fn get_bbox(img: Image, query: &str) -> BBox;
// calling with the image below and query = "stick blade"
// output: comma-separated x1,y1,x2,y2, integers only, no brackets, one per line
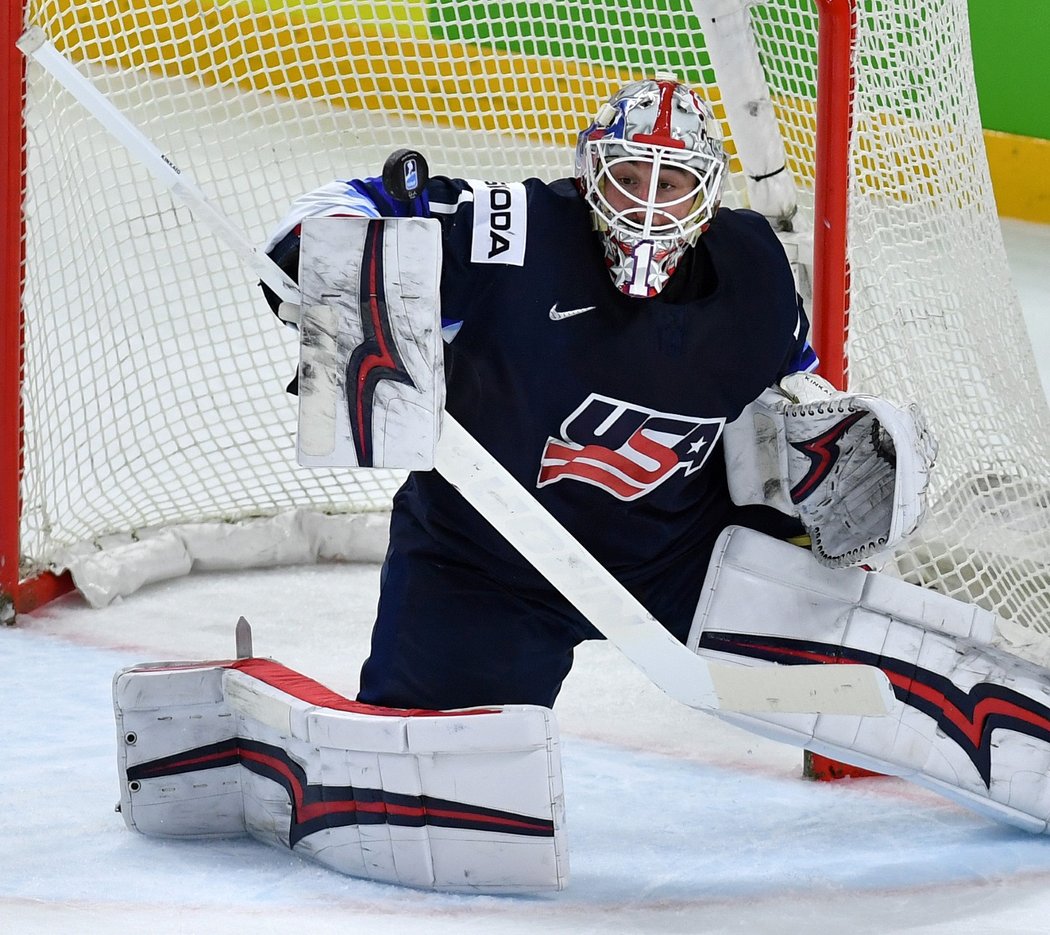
709,661,894,715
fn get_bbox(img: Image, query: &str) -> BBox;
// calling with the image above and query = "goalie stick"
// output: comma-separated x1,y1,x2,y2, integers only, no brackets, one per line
17,27,894,716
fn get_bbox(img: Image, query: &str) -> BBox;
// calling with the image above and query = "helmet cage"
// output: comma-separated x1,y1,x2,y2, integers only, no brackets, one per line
582,137,727,248
574,78,728,296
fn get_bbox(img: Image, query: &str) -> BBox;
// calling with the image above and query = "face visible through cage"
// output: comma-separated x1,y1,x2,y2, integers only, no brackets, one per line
588,141,726,296
575,78,728,296
601,151,707,235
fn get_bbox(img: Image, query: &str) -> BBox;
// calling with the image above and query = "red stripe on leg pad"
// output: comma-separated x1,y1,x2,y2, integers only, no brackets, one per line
228,657,499,718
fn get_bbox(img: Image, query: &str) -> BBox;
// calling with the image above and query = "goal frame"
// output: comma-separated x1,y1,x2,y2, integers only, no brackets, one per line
0,0,853,618
2,3,78,619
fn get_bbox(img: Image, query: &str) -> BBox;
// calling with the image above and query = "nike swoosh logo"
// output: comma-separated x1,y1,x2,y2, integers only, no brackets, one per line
549,303,596,320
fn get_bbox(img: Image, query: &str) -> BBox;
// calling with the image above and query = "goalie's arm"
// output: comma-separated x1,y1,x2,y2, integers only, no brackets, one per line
260,180,393,328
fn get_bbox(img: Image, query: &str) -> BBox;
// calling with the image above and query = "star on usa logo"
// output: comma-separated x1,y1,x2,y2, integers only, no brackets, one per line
537,393,724,500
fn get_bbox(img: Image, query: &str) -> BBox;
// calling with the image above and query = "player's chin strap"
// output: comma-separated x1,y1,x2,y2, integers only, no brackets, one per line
723,372,937,567
691,525,1050,834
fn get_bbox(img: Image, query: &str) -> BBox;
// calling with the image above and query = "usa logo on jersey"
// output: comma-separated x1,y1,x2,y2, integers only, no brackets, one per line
537,394,724,500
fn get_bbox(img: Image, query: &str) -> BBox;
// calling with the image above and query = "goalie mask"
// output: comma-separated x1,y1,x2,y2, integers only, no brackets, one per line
575,77,728,297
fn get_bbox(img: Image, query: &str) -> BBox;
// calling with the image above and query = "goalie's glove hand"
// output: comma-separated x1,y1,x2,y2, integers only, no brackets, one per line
776,373,937,567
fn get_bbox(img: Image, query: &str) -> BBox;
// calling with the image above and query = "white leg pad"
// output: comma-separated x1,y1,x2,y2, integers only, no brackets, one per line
688,525,1050,834
114,658,567,892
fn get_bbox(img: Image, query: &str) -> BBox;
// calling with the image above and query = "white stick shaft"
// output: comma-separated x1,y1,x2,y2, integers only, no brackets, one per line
19,28,892,715
17,26,301,305
436,415,719,704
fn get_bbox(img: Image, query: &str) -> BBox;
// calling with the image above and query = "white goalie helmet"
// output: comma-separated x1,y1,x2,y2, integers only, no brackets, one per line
575,76,728,297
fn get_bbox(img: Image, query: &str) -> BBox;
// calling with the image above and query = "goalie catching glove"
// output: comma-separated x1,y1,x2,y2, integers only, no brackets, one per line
723,372,937,567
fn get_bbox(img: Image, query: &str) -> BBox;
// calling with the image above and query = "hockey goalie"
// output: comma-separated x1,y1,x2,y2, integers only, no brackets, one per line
115,77,1050,893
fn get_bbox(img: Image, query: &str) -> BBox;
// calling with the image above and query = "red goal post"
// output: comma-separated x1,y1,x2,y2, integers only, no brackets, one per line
4,0,1050,651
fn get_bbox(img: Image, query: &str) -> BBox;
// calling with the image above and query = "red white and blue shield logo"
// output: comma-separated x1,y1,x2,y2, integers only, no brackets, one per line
538,393,724,500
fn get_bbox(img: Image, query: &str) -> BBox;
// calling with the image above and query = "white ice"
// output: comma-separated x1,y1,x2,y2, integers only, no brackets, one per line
3,218,1050,935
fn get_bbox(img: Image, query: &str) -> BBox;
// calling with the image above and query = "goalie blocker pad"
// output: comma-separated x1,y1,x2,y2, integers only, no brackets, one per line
113,657,567,892
296,216,444,469
689,525,1050,834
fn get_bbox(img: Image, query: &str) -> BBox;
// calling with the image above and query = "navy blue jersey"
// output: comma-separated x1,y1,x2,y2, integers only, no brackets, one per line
266,174,816,707
412,179,809,579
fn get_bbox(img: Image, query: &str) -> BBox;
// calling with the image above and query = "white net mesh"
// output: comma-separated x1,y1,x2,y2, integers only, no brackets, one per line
14,0,1050,633
836,1,1050,639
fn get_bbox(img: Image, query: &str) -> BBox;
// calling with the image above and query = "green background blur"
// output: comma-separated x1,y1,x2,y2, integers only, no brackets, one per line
969,0,1049,140
426,0,1049,142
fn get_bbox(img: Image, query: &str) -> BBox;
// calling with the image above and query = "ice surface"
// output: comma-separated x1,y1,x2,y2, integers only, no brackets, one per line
3,222,1049,934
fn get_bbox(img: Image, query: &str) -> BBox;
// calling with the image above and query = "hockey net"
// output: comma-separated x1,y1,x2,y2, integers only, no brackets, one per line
4,0,1050,640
